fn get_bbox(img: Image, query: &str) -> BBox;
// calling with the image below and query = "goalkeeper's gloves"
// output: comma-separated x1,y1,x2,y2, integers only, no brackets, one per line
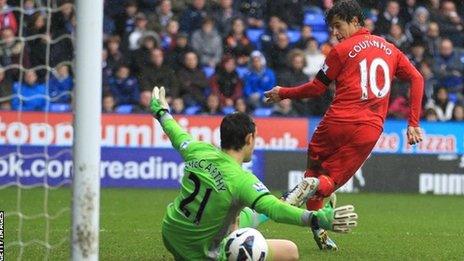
312,203,358,233
150,86,170,120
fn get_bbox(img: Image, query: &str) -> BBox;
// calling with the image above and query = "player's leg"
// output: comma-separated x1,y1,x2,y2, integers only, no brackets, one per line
266,239,299,261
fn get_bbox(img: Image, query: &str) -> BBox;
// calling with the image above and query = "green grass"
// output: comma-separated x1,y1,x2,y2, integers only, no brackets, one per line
1,188,464,260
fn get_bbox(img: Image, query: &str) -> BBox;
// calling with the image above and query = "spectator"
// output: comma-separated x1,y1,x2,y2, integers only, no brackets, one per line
179,0,210,34
260,16,286,55
138,48,179,98
150,0,177,33
223,17,254,60
432,39,464,95
374,0,404,37
278,49,310,115
434,0,464,47
0,0,18,34
0,27,28,79
399,0,417,24
234,97,249,114
210,55,243,106
243,50,276,109
266,31,291,73
128,12,160,51
452,104,464,121
161,20,179,51
364,17,375,33
385,24,410,53
176,51,209,106
408,41,430,69
114,0,138,40
265,0,304,29
102,49,112,92
425,87,455,121
103,12,116,40
388,92,410,119
191,17,223,67
166,32,194,69
132,90,152,113
234,0,266,28
49,63,73,104
26,13,47,72
106,36,126,71
424,107,438,122
200,93,224,115
21,0,36,31
303,37,325,79
171,97,185,114
102,92,116,113
271,99,298,117
51,1,75,37
405,6,430,44
0,68,12,110
130,34,159,75
419,60,438,101
212,0,241,37
11,70,46,111
424,22,441,57
294,25,313,50
109,64,140,106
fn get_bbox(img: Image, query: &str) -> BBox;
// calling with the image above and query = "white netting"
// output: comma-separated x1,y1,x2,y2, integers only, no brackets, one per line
0,0,74,259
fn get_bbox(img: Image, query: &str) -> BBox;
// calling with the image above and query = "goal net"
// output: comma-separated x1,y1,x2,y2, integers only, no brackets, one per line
0,0,101,259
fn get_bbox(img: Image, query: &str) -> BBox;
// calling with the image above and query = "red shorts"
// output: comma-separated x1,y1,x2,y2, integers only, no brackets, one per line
305,121,382,190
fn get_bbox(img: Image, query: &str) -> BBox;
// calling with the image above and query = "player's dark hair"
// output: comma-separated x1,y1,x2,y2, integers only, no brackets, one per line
326,0,365,26
220,112,256,151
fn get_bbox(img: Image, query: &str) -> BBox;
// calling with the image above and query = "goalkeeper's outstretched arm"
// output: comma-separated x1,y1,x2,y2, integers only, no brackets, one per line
151,86,193,155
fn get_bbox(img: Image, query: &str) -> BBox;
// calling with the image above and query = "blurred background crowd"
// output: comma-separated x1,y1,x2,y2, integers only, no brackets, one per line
0,0,463,122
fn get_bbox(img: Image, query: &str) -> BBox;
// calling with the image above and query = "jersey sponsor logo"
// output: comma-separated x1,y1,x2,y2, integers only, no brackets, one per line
253,182,269,193
321,63,329,74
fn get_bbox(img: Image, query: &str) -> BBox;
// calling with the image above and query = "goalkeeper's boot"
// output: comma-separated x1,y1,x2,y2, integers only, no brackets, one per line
282,177,319,207
311,193,338,250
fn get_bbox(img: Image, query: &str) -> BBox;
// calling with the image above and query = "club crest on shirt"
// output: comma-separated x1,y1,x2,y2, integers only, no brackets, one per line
180,141,191,150
253,182,269,193
322,63,329,73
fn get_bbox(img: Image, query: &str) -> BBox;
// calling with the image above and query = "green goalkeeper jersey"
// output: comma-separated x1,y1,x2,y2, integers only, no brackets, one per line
160,117,308,260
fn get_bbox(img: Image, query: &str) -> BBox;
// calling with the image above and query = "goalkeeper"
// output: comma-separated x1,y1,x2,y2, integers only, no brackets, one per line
151,86,358,260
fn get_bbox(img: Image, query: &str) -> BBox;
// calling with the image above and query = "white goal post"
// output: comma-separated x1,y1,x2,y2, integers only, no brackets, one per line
71,0,103,260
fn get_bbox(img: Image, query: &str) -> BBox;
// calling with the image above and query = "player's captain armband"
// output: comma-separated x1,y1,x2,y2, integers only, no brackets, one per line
316,68,331,86
179,141,191,151
253,182,269,193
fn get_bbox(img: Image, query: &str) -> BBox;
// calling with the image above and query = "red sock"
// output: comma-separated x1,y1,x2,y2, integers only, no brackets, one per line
306,197,324,210
317,175,335,197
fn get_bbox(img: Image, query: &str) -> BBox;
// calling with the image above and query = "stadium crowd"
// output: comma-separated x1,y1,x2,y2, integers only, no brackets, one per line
0,0,463,121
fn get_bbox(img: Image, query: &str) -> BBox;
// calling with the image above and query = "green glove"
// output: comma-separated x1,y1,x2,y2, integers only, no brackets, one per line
150,86,170,119
313,203,358,233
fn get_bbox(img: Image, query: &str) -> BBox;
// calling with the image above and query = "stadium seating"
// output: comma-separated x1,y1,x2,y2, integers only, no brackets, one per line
246,28,265,48
115,104,133,114
312,31,330,45
304,13,327,31
49,103,71,112
202,66,215,79
287,30,301,44
222,106,235,114
185,105,201,115
253,107,273,117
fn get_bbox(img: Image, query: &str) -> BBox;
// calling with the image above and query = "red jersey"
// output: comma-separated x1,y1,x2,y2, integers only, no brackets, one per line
279,28,424,129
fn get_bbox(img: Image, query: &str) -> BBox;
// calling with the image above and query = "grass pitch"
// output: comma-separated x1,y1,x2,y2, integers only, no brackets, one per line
1,188,463,260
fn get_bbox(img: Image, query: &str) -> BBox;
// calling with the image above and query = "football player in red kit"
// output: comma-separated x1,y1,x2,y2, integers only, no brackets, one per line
265,0,424,250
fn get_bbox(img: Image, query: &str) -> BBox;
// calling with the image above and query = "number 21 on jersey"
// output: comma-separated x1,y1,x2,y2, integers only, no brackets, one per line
359,58,391,100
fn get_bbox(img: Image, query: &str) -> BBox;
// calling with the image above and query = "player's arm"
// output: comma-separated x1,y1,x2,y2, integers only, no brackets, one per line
237,176,357,232
150,86,193,153
394,51,424,145
264,48,342,102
